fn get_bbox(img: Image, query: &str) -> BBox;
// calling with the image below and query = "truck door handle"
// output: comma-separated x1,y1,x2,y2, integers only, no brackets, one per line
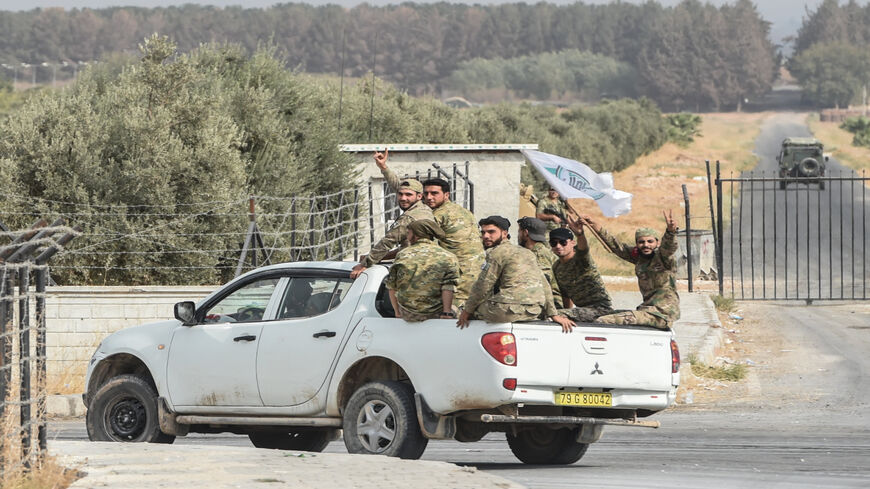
233,334,257,342
313,331,336,338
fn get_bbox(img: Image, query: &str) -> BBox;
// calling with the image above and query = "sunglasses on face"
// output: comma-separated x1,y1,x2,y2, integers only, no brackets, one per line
549,239,570,247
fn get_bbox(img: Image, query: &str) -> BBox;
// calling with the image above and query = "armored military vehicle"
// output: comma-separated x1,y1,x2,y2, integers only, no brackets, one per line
776,137,828,190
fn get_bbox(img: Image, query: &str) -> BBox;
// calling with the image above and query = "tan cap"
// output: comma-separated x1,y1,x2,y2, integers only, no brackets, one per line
398,178,423,194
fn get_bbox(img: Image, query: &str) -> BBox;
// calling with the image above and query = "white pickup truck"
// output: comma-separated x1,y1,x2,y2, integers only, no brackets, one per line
84,261,680,464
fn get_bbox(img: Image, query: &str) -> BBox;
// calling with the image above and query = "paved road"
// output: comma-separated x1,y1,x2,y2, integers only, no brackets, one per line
722,113,869,300
49,301,870,488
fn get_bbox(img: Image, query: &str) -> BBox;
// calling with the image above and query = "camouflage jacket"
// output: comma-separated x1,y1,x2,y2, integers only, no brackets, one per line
385,238,459,316
380,166,403,191
551,245,612,310
599,227,680,321
536,197,568,231
433,200,485,262
530,241,563,308
364,200,433,267
464,241,558,317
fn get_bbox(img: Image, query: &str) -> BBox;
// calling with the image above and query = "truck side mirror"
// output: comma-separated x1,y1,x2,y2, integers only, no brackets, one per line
174,301,197,326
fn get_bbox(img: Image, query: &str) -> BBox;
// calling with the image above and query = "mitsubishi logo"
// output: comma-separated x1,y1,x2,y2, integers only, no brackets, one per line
590,362,604,375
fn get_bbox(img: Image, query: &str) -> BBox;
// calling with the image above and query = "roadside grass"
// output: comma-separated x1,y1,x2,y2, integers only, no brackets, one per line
711,295,736,312
1,392,80,489
806,112,870,173
688,353,747,382
567,112,769,275
46,359,92,396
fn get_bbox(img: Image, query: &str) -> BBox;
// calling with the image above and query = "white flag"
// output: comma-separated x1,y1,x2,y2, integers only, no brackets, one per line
522,150,632,217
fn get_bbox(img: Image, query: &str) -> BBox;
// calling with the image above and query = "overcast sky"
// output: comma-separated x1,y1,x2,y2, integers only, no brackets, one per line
1,0,865,45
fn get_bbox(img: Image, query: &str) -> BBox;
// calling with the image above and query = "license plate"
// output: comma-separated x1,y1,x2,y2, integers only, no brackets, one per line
554,391,612,407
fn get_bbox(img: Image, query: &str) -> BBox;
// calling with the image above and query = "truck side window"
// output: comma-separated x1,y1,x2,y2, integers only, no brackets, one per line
374,281,396,318
203,278,279,323
278,277,353,319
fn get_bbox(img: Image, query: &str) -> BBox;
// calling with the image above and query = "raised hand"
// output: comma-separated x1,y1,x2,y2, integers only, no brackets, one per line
566,216,584,235
373,148,389,170
663,209,678,233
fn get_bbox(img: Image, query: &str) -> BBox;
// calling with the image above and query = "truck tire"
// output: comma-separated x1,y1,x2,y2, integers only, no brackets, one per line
86,374,175,444
799,157,820,177
342,381,428,459
248,430,335,451
506,427,588,465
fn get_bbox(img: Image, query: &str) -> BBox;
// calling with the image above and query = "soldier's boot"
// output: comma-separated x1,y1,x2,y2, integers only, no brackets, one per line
559,306,604,323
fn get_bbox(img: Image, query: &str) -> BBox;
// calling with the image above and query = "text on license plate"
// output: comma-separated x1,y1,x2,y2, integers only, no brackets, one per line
554,392,612,407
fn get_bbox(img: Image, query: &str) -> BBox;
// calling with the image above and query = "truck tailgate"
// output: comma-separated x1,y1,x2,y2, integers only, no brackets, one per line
511,322,675,392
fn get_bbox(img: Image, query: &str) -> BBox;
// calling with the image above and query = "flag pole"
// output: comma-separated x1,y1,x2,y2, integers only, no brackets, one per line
564,201,613,253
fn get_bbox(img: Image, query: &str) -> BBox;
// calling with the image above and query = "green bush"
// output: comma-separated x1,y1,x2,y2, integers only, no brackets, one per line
666,113,703,146
840,116,870,147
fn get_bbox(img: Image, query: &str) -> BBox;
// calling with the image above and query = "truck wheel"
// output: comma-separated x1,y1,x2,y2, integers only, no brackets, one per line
506,427,588,465
342,381,428,459
86,374,175,444
248,430,335,451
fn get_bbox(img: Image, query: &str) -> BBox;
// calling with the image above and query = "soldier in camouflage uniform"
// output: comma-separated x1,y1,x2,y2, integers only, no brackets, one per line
372,149,485,307
421,178,486,307
536,187,568,232
582,210,680,330
456,216,575,333
517,217,563,308
385,219,460,322
351,150,434,279
548,222,613,322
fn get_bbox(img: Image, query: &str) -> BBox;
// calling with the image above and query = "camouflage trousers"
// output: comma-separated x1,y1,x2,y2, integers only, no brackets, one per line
398,304,457,322
557,305,613,323
453,254,485,308
595,309,671,330
473,301,544,323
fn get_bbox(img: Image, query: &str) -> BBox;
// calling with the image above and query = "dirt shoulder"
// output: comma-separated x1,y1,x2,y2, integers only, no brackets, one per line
675,300,870,417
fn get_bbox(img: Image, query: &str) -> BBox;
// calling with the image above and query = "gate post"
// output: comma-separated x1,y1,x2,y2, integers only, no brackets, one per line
715,162,724,296
682,184,693,292
18,264,31,466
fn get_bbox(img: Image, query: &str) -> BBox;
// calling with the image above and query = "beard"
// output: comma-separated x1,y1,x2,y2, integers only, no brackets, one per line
483,235,504,249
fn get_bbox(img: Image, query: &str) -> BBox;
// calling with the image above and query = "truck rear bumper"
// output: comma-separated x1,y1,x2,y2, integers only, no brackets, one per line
511,386,676,410
480,413,660,429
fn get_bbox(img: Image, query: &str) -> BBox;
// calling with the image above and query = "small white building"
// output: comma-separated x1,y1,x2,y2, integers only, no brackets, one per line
340,144,537,250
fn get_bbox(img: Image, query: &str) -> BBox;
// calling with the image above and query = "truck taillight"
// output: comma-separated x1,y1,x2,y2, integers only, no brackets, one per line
671,339,680,373
481,332,517,366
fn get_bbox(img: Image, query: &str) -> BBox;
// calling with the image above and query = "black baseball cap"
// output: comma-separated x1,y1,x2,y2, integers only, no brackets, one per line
549,228,574,241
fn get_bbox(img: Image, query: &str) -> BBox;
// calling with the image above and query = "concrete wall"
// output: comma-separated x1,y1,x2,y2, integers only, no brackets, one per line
44,286,214,388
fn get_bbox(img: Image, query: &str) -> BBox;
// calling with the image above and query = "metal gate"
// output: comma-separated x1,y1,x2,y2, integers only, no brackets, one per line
715,167,868,301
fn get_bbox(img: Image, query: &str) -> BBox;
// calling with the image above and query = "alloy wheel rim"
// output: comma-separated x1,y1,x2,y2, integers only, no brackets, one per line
356,399,396,453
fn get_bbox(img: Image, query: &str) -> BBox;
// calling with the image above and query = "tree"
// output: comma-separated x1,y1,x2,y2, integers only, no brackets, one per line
789,41,870,108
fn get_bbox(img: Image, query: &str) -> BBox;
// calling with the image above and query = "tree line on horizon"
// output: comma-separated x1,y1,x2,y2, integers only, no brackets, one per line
0,1,776,111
